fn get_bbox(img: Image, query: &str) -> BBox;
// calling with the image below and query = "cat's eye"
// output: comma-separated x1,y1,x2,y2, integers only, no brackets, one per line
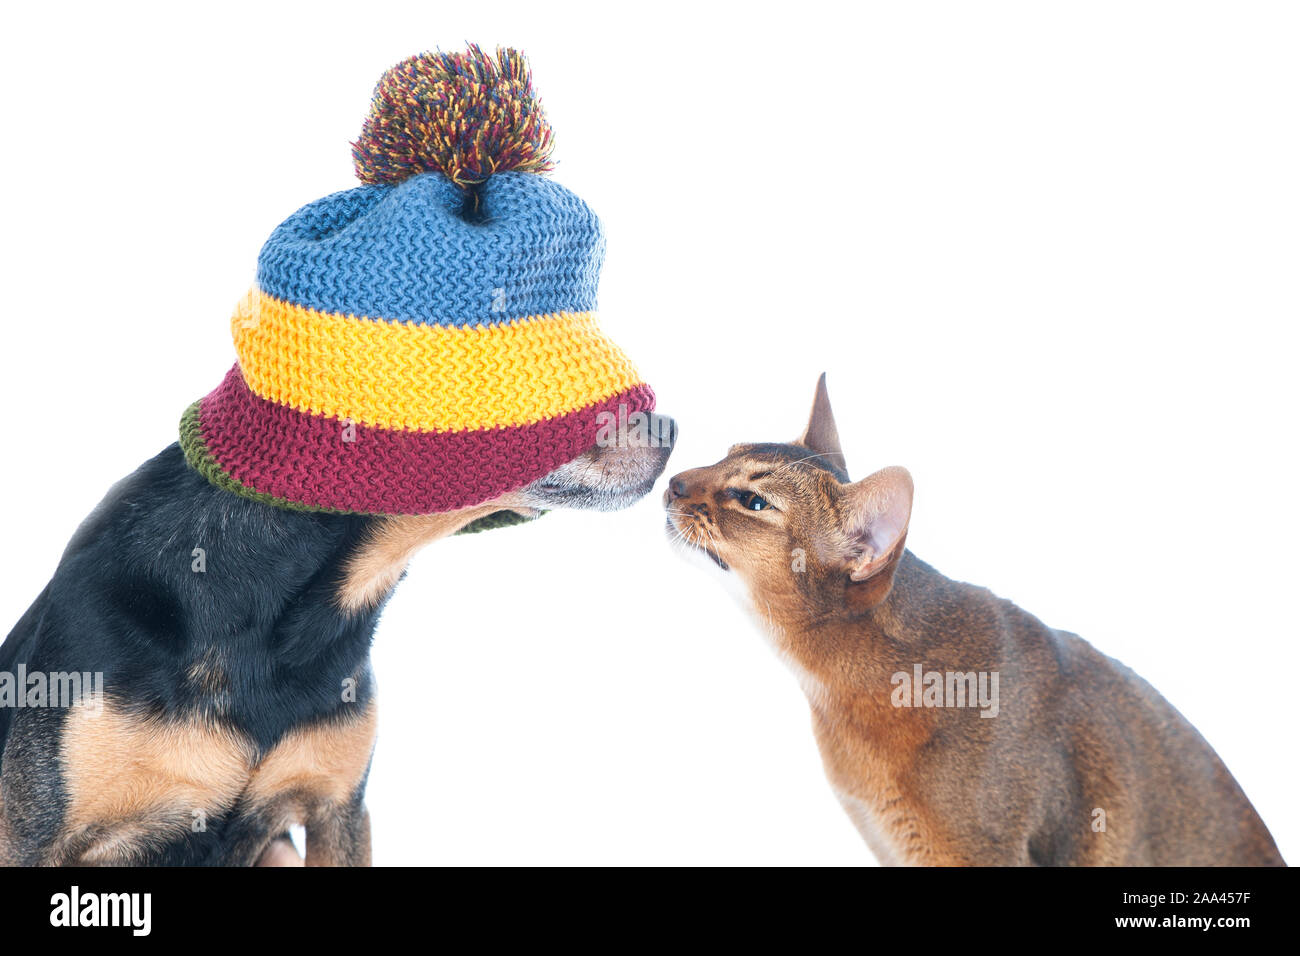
732,490,773,512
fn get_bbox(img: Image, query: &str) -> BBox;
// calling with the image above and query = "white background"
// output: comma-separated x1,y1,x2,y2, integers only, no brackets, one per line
1,2,1295,865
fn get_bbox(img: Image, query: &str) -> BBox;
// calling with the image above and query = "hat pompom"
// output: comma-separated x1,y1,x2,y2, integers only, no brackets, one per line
352,45,555,188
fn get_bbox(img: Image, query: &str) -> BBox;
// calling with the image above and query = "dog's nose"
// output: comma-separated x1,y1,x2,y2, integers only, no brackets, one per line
650,413,677,450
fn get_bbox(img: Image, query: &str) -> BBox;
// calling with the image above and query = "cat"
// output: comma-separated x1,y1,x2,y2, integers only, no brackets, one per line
663,374,1283,866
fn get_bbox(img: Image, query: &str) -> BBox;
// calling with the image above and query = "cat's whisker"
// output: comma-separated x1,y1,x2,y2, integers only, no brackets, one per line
770,451,845,476
699,522,725,560
667,516,694,547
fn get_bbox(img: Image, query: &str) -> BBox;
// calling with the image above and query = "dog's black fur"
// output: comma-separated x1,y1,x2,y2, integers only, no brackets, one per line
2,403,675,865
0,443,386,864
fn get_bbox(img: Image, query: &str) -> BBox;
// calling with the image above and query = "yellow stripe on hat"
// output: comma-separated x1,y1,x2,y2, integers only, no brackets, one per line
230,289,645,432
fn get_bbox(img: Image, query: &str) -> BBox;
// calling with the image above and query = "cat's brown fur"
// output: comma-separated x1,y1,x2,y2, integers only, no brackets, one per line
665,375,1283,866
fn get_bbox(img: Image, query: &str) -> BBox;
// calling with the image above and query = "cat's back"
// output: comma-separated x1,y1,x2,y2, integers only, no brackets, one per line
888,557,1282,865
1038,626,1283,865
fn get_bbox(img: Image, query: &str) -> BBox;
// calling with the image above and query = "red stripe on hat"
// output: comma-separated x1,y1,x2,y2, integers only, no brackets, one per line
195,366,656,514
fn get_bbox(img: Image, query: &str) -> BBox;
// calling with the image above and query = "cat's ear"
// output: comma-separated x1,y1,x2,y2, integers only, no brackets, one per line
840,466,913,585
795,373,847,473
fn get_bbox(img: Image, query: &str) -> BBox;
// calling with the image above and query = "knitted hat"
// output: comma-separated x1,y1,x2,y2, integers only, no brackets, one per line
180,46,655,516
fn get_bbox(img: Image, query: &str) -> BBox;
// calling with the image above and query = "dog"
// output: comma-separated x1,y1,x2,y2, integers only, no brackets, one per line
0,420,674,865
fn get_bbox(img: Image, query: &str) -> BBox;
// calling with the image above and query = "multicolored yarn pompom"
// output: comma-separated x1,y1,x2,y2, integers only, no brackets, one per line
352,45,556,188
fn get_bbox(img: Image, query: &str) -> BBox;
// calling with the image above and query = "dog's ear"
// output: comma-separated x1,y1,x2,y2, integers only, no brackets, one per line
795,372,847,473
839,466,913,605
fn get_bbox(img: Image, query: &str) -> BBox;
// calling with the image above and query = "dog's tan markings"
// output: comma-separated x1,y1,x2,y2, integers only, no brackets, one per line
60,699,254,858
245,699,378,812
337,495,534,613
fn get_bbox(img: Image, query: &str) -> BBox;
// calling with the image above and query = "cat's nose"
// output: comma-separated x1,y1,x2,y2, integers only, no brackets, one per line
664,473,690,503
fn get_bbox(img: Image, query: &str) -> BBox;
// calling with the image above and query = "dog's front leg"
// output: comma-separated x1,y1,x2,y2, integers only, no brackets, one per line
305,797,371,867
